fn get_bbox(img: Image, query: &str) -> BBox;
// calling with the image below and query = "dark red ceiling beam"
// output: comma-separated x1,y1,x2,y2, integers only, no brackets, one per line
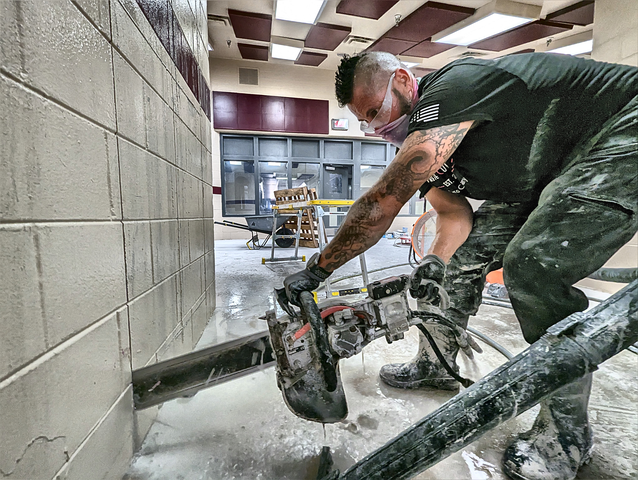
237,43,269,61
228,9,272,42
305,23,351,51
384,1,474,42
469,20,572,52
336,0,399,20
295,51,328,66
546,0,595,26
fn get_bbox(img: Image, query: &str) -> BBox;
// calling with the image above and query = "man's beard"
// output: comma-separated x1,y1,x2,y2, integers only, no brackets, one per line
394,88,413,116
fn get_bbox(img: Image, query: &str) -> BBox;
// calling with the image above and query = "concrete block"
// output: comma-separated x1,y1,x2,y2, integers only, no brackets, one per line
0,0,116,129
128,275,179,369
206,283,216,322
177,171,204,219
133,405,158,449
124,221,153,300
111,0,165,98
0,310,130,480
54,387,134,480
37,222,127,346
0,75,121,221
73,0,112,40
175,116,203,178
191,294,208,343
204,184,213,219
178,219,190,268
204,218,215,254
203,144,213,187
114,51,147,147
204,249,215,290
145,82,176,163
151,220,180,283
155,321,184,362
119,138,177,219
189,219,205,261
0,225,46,380
180,256,204,315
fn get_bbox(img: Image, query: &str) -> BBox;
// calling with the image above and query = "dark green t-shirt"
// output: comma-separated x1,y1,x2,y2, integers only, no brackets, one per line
410,53,638,202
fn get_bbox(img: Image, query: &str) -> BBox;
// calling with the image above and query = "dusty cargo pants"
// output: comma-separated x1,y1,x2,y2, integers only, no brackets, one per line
443,95,638,344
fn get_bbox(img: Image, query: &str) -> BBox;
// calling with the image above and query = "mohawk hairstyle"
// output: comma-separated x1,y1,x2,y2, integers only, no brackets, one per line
335,54,366,108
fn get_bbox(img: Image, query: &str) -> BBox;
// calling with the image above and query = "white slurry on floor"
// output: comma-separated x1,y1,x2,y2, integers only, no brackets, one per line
125,239,637,480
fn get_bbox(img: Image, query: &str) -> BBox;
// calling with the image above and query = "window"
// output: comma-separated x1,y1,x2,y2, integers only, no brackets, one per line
360,165,385,195
223,161,256,215
292,162,320,191
259,161,288,214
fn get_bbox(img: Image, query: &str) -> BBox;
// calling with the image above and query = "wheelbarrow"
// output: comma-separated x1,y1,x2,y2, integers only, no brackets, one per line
215,215,295,250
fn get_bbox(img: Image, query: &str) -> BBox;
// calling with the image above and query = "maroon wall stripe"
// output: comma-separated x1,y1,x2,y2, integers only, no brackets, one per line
136,0,211,120
213,186,222,195
213,92,329,135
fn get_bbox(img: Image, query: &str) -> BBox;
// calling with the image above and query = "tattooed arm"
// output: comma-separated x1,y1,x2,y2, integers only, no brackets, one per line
317,121,473,272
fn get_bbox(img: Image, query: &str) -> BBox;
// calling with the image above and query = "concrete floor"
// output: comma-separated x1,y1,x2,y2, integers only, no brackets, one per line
124,238,637,480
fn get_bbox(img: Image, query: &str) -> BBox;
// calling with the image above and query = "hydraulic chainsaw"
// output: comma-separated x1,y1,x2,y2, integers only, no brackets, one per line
267,274,482,423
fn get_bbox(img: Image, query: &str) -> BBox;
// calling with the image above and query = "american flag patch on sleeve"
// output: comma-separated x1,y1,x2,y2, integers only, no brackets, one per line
412,104,440,124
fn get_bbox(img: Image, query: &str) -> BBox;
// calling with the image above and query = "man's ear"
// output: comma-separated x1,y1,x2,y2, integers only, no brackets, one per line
394,68,412,87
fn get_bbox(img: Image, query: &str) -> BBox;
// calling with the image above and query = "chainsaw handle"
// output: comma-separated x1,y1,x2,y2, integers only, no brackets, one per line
299,291,338,392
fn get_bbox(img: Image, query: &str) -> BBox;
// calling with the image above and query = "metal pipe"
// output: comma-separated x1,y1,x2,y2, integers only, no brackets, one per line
336,279,637,480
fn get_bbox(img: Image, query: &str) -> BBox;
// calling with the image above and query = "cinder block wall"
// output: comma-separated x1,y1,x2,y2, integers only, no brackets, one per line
0,0,214,478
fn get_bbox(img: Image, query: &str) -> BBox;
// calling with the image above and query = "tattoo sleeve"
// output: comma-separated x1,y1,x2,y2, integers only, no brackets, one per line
318,121,472,272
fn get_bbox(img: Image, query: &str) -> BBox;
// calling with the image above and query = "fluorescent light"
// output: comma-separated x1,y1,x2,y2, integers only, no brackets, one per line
548,39,593,56
229,161,242,166
268,162,283,166
435,13,533,46
271,43,302,61
401,62,420,68
275,0,325,24
361,165,371,170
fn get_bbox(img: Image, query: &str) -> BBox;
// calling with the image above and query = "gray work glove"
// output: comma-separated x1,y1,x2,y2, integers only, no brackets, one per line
409,254,447,305
283,253,331,307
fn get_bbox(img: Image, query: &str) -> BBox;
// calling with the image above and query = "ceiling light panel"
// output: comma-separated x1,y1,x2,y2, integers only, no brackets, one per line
271,43,302,61
435,13,534,46
275,0,325,24
548,39,593,56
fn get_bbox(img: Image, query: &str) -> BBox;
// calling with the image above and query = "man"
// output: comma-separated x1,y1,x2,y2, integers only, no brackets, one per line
283,51,637,480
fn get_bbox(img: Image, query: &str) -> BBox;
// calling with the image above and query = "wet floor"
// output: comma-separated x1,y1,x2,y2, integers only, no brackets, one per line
124,239,637,480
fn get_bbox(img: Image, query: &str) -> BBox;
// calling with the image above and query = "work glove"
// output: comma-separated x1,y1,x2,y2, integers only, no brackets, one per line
409,254,447,305
283,253,331,307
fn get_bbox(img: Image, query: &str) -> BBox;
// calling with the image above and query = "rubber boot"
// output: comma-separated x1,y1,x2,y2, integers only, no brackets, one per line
502,374,594,480
379,323,461,390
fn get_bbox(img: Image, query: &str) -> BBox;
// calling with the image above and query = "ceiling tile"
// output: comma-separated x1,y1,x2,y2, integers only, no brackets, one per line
305,23,351,51
335,0,399,20
469,20,572,52
295,51,329,66
546,0,595,26
367,37,416,55
401,40,456,58
237,43,269,61
228,9,272,42
386,1,474,42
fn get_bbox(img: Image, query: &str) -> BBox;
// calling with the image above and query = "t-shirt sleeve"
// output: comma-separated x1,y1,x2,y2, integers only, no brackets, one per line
408,62,507,135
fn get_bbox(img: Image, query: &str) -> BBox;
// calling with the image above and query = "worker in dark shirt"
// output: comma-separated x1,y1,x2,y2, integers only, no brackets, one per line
283,51,637,480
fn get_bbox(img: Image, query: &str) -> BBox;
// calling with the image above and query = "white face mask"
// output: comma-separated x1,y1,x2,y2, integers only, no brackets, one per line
361,75,419,148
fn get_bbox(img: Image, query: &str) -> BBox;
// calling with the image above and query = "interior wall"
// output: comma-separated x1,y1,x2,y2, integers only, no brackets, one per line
0,0,213,478
208,58,420,240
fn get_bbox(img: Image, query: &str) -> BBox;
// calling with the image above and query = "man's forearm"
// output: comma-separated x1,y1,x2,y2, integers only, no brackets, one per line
317,191,395,272
428,209,473,263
